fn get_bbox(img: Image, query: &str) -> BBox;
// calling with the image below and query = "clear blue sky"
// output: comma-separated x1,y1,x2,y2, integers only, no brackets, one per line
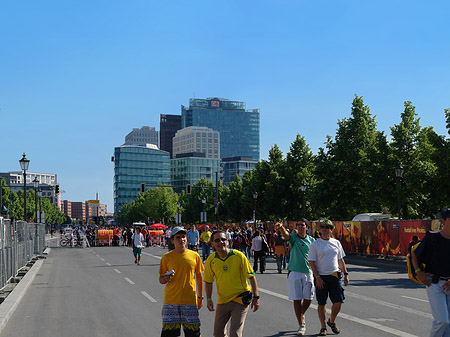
1,1,450,212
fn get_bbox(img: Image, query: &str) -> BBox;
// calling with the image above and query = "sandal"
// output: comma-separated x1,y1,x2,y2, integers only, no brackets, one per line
327,320,340,334
319,328,327,336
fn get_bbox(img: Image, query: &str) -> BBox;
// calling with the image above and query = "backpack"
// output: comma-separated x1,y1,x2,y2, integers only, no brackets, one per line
406,232,439,284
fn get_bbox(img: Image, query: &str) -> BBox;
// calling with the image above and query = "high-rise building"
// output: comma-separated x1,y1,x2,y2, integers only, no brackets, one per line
173,126,220,159
160,114,182,158
181,98,260,162
222,156,258,185
113,144,170,213
124,126,159,147
171,152,221,193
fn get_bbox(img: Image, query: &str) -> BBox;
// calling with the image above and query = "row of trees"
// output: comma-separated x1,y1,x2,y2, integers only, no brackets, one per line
117,95,450,225
0,180,68,225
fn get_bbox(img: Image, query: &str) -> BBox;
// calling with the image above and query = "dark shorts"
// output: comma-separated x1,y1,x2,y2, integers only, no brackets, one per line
315,274,345,305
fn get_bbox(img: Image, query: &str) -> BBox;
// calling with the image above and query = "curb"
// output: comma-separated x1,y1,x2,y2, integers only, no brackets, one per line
0,248,50,333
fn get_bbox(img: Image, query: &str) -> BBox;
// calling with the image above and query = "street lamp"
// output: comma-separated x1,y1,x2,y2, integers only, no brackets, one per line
33,177,39,222
395,164,404,219
253,191,258,227
177,202,180,224
201,198,206,224
19,153,30,221
300,181,307,218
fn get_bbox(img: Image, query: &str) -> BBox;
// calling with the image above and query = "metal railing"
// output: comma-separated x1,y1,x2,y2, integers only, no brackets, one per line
0,217,46,290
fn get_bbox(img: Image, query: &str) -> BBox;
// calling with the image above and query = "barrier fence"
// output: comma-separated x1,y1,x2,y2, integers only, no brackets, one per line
0,217,46,290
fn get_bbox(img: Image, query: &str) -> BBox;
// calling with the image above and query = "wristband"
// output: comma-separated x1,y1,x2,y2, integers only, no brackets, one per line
253,295,260,299
315,274,320,278
207,298,212,301
344,272,349,275
415,268,421,273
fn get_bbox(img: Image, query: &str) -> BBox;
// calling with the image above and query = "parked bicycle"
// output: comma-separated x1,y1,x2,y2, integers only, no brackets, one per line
60,236,83,247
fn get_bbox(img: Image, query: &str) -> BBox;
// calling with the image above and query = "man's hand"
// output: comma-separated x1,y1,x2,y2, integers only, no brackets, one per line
207,299,215,311
251,297,260,312
315,276,324,289
197,298,203,310
443,280,450,291
417,270,431,287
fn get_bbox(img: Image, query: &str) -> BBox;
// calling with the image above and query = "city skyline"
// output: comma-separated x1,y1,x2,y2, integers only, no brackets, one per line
2,1,450,212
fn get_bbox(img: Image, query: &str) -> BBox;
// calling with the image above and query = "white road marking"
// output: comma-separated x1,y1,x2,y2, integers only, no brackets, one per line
124,277,135,285
258,287,420,337
141,291,157,302
100,258,105,261
401,295,429,303
346,292,433,319
114,269,121,274
106,263,111,266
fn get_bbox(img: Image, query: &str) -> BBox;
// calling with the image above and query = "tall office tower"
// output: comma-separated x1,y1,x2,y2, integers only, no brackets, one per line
173,126,220,159
112,144,170,213
181,98,260,162
124,126,159,147
160,114,182,158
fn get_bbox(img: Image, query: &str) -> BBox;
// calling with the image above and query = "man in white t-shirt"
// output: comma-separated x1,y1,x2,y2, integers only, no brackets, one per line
308,220,349,336
132,227,145,265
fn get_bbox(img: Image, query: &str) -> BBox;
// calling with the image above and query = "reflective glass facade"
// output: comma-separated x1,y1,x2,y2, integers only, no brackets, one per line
171,155,221,193
113,145,170,213
181,98,260,162
222,156,258,185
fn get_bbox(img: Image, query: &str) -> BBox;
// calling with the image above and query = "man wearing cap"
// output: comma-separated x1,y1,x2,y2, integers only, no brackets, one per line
159,227,204,337
308,220,349,336
275,219,315,336
412,209,450,337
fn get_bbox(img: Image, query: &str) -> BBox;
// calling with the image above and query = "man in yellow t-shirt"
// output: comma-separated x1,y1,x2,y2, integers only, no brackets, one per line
159,227,204,337
204,230,260,337
200,226,212,262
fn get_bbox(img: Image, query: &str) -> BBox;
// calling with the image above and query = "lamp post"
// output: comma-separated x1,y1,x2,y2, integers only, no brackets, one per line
33,177,39,222
177,202,180,224
201,198,206,224
38,188,42,223
253,191,258,228
395,164,404,219
300,181,307,218
19,153,30,221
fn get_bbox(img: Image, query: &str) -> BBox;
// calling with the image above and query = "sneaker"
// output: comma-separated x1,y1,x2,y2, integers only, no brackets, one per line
134,259,137,264
297,323,306,335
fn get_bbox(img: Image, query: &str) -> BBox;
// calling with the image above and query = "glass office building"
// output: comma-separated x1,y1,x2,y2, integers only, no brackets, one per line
113,144,170,213
181,98,260,162
222,156,258,185
171,152,221,193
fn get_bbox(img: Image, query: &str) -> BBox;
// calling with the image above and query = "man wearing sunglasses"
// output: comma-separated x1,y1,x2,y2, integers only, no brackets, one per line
275,219,315,336
308,220,349,336
204,230,260,337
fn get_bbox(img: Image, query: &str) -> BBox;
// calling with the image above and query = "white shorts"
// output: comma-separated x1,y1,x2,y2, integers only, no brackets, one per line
287,271,315,301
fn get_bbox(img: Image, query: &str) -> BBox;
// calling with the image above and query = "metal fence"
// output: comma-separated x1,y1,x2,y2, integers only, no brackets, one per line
0,217,46,290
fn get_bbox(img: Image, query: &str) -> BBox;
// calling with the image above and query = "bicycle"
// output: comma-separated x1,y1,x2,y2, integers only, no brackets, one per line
60,236,83,247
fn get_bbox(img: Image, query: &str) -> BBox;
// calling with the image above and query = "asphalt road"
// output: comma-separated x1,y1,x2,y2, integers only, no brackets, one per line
0,245,433,337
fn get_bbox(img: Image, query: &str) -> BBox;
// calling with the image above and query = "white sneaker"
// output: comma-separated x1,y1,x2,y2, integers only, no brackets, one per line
297,323,306,335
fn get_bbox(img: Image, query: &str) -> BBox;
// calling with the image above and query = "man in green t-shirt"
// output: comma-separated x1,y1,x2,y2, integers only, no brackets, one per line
276,219,315,336
204,230,260,337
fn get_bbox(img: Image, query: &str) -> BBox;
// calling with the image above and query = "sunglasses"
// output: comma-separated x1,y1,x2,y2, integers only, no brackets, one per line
320,225,333,229
213,238,227,243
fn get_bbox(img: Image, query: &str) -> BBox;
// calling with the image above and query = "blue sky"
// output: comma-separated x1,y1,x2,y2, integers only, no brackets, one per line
1,1,450,212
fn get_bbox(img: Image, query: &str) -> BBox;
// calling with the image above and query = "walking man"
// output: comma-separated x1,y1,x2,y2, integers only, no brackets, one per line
412,208,450,337
159,227,204,337
204,230,260,337
187,225,200,251
200,225,212,262
275,219,315,335
132,226,145,265
308,220,349,336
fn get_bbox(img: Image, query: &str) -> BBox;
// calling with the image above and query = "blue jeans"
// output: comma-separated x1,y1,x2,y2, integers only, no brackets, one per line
202,244,210,261
427,279,450,337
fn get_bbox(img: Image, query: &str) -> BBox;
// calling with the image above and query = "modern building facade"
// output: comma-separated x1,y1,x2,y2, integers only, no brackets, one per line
171,152,221,193
113,144,170,213
222,156,258,185
173,126,220,159
160,114,182,158
181,97,260,162
124,126,159,147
